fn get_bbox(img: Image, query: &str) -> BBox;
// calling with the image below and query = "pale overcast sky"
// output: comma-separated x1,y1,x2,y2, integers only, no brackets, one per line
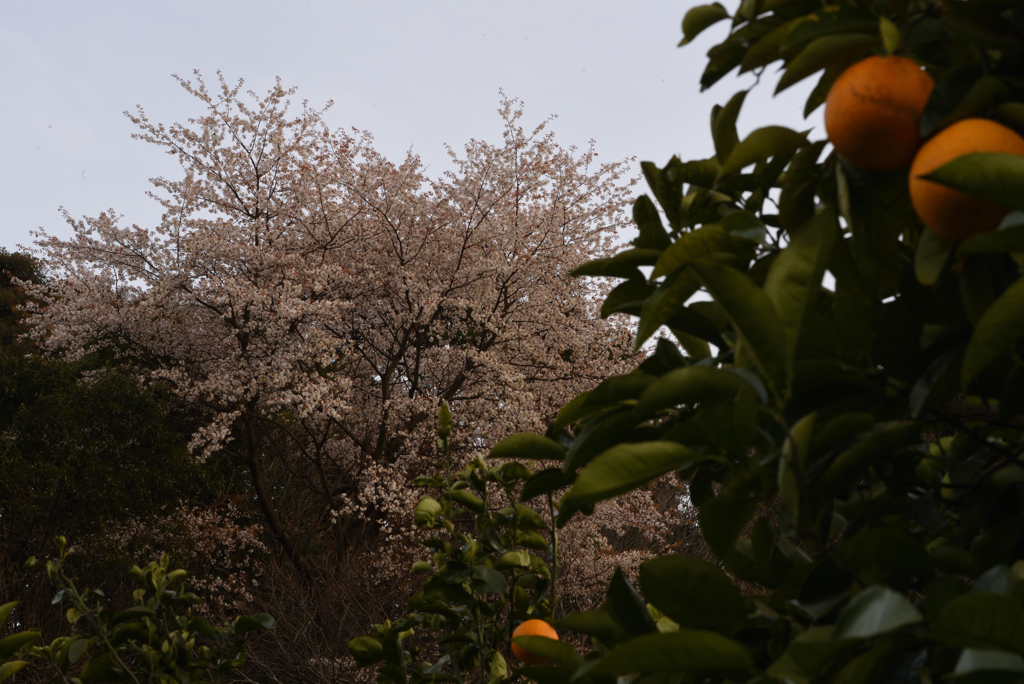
1,1,823,253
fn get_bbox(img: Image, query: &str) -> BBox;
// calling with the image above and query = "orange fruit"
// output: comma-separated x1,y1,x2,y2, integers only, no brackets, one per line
910,118,1024,242
511,619,558,665
824,55,935,171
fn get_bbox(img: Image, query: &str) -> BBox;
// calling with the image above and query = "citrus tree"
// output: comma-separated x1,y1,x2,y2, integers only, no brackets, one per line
349,403,565,684
1,538,273,684
465,0,1024,682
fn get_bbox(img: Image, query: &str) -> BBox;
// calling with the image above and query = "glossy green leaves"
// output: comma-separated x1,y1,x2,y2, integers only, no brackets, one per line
718,126,808,179
923,153,1024,213
591,630,755,678
962,276,1024,389
763,207,838,368
558,442,695,526
639,555,747,634
691,261,789,396
680,3,730,45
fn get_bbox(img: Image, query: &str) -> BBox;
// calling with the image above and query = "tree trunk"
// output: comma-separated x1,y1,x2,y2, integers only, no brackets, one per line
244,415,316,585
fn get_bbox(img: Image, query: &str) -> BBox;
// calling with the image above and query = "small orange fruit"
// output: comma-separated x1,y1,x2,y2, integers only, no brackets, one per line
909,118,1024,242
511,619,558,666
825,55,935,172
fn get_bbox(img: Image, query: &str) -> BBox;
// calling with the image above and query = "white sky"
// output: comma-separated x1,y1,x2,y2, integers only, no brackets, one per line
1,0,824,253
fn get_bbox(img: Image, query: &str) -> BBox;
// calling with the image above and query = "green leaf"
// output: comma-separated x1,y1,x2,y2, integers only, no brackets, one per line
494,461,534,484
763,206,839,367
962,275,1024,389
551,392,594,431
511,636,577,669
108,605,156,626
775,33,876,94
639,555,747,634
819,421,921,497
939,76,1010,130
0,602,16,626
651,226,739,280
909,346,962,419
606,568,658,636
785,410,816,470
779,141,828,232
718,126,808,180
558,442,696,525
601,279,655,319
449,488,485,513
833,585,922,639
778,456,800,519
637,365,754,417
583,374,655,410
571,258,642,281
957,223,1024,257
879,16,901,55
768,627,855,681
80,654,126,684
0,632,39,661
698,492,756,557
234,613,275,633
955,648,1024,675
515,529,550,551
780,6,877,52
67,636,91,664
489,651,509,680
614,247,667,266
835,529,936,587
0,661,28,684
496,550,531,569
348,636,385,666
667,306,726,348
494,504,545,529
562,408,641,473
572,248,663,280
915,227,955,285
680,3,730,45
936,592,1024,653
555,608,629,645
635,271,702,350
633,195,672,250
520,468,573,502
668,156,722,189
592,629,756,677
674,330,712,360
690,261,789,395
804,60,853,118
712,90,747,163
414,496,443,528
741,17,803,73
922,152,1024,213
702,36,746,91
471,566,507,594
438,401,452,439
720,209,767,243
489,433,567,462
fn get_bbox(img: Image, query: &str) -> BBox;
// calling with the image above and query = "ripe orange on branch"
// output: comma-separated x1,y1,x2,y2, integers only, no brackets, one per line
824,55,935,171
909,118,1024,242
511,619,559,665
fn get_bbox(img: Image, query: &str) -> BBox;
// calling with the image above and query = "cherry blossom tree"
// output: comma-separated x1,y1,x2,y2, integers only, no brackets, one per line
24,73,652,585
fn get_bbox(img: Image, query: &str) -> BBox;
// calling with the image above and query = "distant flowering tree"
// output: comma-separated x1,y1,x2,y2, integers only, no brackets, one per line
23,73,675,589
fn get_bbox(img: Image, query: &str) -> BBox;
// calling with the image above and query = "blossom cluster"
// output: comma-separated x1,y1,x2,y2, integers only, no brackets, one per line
21,71,680,609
